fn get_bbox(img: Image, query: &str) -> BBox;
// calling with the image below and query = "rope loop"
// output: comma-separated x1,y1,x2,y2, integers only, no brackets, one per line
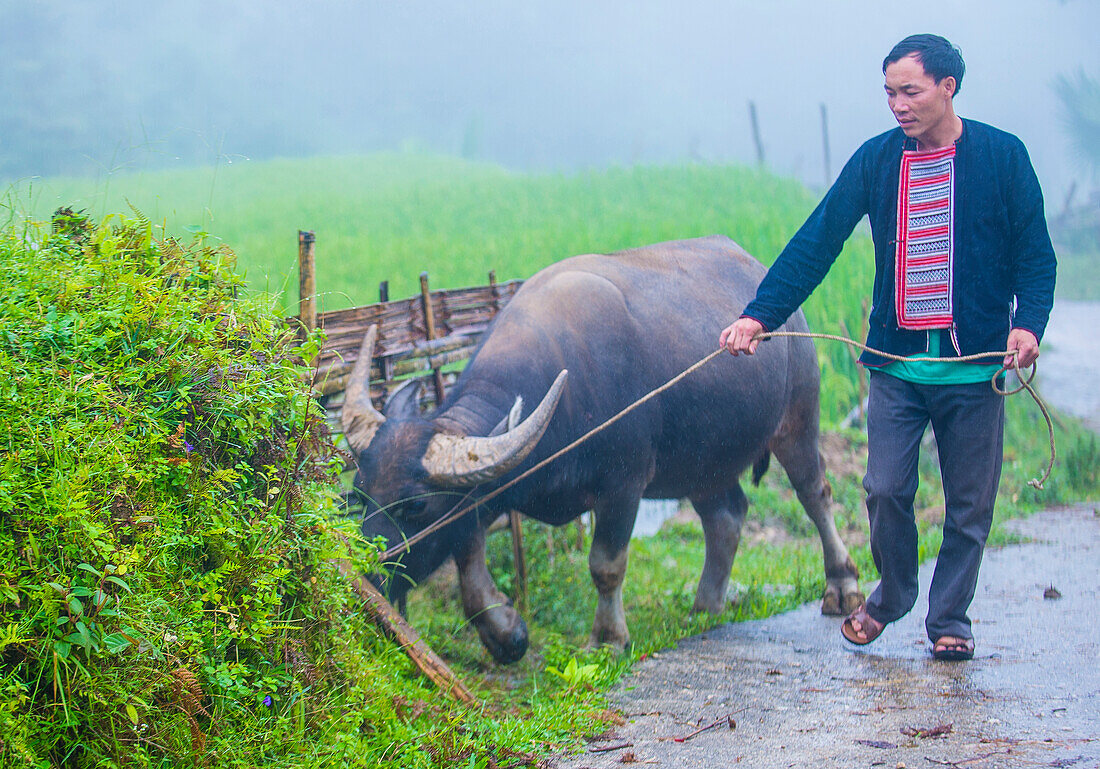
992,359,1036,396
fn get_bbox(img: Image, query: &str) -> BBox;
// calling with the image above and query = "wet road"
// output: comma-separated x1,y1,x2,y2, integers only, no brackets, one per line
552,303,1100,769
552,506,1100,769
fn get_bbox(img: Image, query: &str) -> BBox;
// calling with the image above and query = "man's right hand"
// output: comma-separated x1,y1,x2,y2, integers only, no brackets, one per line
719,317,766,356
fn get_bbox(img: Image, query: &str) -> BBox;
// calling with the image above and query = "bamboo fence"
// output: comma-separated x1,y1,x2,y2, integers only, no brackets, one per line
293,232,522,426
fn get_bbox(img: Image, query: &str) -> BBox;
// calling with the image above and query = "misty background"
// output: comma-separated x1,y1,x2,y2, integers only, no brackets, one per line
2,0,1098,207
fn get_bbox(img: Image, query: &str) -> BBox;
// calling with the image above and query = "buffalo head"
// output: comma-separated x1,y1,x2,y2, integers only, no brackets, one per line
341,326,566,660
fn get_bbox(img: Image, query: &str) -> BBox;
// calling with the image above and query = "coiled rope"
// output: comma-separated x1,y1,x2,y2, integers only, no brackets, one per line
381,330,1054,561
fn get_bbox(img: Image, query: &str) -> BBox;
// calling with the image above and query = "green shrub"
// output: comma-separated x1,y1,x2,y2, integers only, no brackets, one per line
0,211,438,767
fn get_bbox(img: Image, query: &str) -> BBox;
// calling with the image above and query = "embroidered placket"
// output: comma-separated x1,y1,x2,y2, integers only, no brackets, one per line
894,145,956,330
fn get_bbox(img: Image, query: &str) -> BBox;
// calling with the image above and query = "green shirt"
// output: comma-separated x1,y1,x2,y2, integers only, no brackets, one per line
877,331,1001,385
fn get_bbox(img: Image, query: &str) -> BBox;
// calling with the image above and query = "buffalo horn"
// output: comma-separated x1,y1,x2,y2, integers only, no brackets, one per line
341,324,387,452
421,370,568,487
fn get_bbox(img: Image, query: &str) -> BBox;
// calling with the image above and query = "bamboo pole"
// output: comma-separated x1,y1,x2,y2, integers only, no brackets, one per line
298,231,317,339
419,272,447,405
335,558,477,705
509,512,528,611
748,101,765,166
496,264,528,613
820,102,832,186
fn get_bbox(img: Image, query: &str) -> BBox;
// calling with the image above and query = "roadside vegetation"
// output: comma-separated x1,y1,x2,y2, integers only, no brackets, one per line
3,155,1097,766
0,213,611,767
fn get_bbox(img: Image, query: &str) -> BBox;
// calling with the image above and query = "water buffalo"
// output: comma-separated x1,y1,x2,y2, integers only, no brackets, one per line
344,235,864,663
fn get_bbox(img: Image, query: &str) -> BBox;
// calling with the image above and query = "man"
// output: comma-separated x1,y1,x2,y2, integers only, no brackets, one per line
720,34,1056,661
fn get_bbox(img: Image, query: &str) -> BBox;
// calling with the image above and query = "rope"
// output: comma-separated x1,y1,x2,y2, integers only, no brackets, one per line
380,330,1055,561
381,348,725,560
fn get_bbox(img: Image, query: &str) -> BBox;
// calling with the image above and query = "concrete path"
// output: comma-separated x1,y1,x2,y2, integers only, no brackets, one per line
551,505,1100,769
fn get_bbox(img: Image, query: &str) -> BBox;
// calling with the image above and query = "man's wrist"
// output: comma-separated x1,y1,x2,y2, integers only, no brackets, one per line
738,314,769,332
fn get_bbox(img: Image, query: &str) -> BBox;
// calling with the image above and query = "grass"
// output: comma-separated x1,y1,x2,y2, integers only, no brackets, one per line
1050,208,1100,300
1051,248,1100,301
15,153,815,307
4,153,1098,766
9,153,873,424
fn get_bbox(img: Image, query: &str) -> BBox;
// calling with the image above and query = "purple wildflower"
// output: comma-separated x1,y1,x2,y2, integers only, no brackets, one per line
262,695,273,707
182,440,194,454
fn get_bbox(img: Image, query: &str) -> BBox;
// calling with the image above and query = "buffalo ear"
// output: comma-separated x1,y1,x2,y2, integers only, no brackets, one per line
487,396,524,436
383,378,423,419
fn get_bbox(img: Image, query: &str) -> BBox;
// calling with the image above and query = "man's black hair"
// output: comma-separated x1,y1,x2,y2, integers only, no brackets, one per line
883,34,965,97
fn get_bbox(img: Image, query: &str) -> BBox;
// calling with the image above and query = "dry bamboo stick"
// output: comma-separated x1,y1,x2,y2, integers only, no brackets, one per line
316,334,477,374
312,339,481,396
297,231,317,341
419,272,447,405
335,558,477,705
510,511,527,611
287,281,522,336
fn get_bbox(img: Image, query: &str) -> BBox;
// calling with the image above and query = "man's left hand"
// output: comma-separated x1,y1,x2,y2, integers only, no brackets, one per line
1005,328,1040,369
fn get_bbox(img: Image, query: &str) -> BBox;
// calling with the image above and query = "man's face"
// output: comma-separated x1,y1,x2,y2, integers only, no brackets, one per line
884,54,957,147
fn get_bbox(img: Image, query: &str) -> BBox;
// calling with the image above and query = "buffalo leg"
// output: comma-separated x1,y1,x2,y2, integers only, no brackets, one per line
453,524,529,664
587,490,641,650
771,431,864,615
690,484,748,614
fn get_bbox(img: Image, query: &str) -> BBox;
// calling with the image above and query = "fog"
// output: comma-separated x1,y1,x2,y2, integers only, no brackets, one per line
2,0,1097,202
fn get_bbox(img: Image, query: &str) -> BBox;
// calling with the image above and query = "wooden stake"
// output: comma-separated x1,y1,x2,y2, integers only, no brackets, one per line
859,298,869,423
748,101,765,166
820,102,832,186
336,558,477,705
419,272,447,406
503,397,529,611
297,231,317,339
1058,180,1077,224
509,512,528,611
379,280,389,303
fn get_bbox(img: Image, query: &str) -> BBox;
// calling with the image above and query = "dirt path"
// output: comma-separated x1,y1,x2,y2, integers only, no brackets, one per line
551,305,1100,769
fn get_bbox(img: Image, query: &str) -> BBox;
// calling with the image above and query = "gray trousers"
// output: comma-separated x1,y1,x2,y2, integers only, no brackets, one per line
862,370,1005,642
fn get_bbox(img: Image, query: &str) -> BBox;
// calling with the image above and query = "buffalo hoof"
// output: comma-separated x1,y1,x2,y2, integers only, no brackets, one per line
690,597,725,615
842,590,866,616
481,618,529,665
585,632,631,653
821,585,866,616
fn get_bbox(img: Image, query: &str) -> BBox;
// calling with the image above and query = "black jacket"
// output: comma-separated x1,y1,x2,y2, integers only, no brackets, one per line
741,119,1057,367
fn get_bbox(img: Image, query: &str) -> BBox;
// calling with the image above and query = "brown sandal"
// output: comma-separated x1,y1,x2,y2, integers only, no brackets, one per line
932,636,974,661
841,604,886,645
